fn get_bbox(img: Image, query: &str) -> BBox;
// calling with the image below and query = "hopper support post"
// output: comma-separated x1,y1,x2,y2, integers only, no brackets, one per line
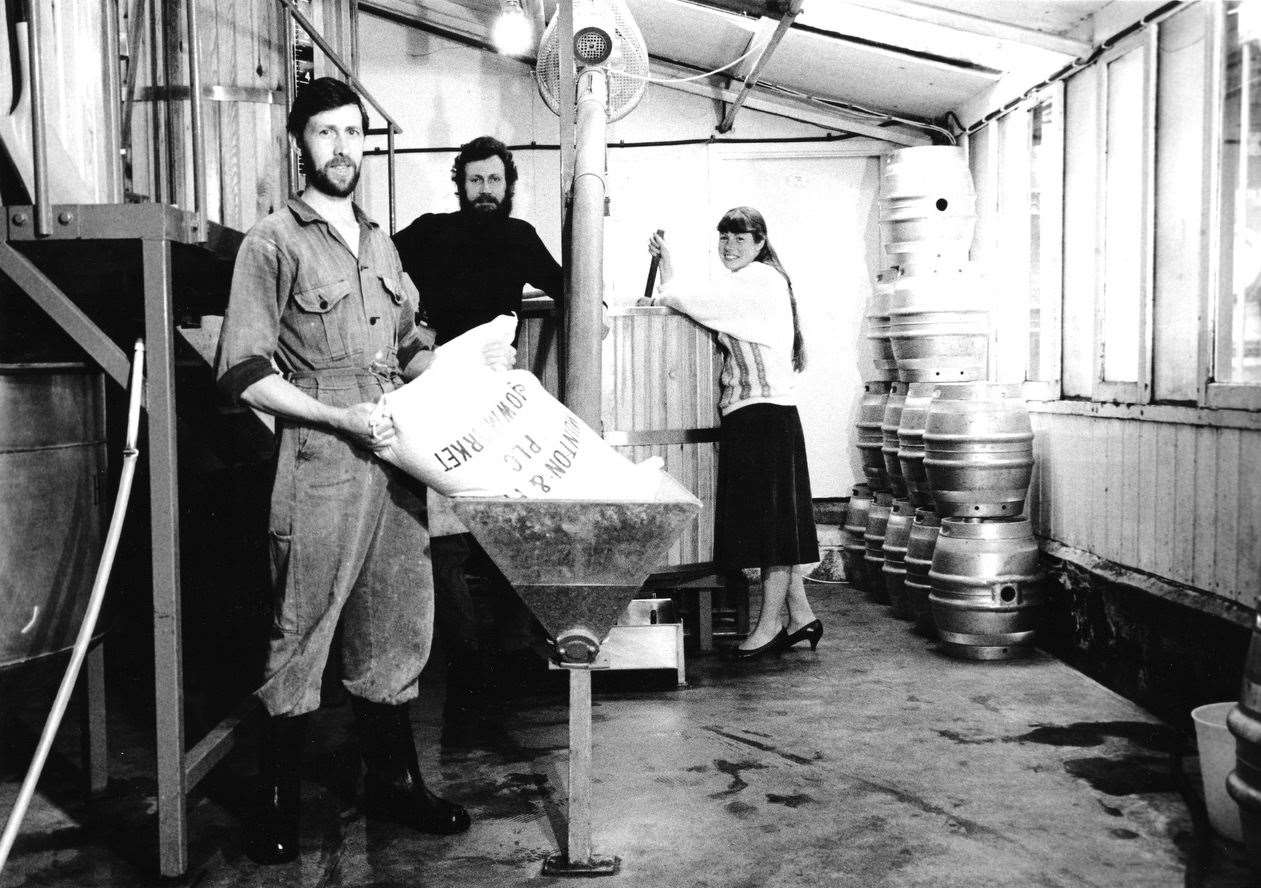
543,662,620,877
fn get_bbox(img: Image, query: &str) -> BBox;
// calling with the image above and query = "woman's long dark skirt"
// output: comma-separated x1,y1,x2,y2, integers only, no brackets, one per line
713,403,819,570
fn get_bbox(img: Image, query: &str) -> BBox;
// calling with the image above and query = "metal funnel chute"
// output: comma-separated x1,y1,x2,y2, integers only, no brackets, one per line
451,494,700,663
451,473,698,878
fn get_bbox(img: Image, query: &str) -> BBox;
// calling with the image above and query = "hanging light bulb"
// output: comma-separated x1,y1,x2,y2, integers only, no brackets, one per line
492,0,534,57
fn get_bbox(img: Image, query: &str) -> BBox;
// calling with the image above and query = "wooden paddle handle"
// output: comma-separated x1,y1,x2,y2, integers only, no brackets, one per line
644,229,666,302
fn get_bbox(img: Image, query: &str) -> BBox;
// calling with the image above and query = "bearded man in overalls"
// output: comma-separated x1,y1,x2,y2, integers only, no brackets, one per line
214,77,513,864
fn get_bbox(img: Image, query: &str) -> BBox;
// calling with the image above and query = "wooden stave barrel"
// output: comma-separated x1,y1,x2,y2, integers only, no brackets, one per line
928,517,1045,660
881,499,915,620
603,306,720,573
863,492,893,605
1228,598,1261,862
904,508,941,637
842,484,874,592
1,365,107,670
923,382,1034,518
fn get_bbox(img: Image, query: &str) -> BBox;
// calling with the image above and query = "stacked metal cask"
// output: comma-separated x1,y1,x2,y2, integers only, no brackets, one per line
1228,599,1261,863
842,145,1045,660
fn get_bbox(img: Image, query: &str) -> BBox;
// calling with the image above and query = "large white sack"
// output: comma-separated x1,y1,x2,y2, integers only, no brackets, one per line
374,317,668,500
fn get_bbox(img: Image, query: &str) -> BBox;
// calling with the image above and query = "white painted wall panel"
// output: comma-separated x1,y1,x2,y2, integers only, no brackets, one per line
1062,66,1099,398
1033,411,1261,608
1238,435,1261,605
1172,423,1198,588
1192,428,1218,592
1215,429,1241,597
1152,422,1176,580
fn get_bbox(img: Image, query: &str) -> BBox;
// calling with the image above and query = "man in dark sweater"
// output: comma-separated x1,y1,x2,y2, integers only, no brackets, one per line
393,136,562,344
393,136,561,748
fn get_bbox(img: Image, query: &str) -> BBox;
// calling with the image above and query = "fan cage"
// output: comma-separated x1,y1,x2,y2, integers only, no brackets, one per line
535,0,648,123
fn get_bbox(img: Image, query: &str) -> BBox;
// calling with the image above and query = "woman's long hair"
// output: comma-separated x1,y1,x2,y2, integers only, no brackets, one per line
717,207,806,371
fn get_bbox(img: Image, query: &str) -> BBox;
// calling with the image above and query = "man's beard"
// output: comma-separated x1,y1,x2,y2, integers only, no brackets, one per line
304,151,360,198
457,190,513,219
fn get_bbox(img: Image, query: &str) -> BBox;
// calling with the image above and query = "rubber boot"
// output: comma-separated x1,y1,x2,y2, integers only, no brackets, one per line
350,697,472,834
245,714,305,864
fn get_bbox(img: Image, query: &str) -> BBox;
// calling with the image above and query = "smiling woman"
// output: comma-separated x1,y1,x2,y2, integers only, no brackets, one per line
639,207,822,659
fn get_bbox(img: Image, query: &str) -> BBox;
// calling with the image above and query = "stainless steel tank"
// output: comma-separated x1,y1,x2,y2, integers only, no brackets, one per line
928,516,1044,660
1,365,107,670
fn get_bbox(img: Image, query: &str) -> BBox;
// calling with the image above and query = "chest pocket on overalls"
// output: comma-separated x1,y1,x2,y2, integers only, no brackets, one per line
293,279,355,362
380,275,406,311
375,274,407,353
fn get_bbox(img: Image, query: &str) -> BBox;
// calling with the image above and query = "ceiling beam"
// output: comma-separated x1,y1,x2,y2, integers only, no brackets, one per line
682,0,798,16
716,0,803,133
652,61,931,145
834,0,1092,58
362,0,486,38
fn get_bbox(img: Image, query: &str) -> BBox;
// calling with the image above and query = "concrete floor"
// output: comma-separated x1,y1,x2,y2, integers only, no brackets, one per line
1,585,1255,887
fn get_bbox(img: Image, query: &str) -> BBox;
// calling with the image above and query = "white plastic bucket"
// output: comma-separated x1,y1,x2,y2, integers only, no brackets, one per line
1192,701,1244,842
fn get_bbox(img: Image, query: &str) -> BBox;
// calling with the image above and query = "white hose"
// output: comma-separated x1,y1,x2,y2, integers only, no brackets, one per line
0,339,146,874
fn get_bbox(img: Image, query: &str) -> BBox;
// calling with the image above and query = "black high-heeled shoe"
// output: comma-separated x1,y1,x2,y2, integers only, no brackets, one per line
782,619,823,651
726,627,788,662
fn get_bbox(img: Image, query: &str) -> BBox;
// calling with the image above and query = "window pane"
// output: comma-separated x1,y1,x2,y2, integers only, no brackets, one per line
1028,97,1060,383
1219,0,1261,383
1102,47,1146,383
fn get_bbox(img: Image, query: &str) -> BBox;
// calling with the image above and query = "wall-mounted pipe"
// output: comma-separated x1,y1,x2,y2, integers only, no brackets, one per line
103,0,124,203
564,67,608,431
27,0,50,237
184,0,207,240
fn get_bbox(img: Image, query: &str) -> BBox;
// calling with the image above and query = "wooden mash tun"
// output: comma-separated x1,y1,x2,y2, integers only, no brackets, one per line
454,0,699,878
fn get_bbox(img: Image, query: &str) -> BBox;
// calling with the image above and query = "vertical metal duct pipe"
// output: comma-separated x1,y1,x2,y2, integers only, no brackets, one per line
565,68,609,431
535,0,648,431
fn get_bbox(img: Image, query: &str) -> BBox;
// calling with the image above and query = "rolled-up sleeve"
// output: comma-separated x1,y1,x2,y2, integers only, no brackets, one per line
215,231,289,404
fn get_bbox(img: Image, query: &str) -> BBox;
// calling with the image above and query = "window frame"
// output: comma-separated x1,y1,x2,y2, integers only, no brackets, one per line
1023,81,1066,402
1092,28,1158,405
1203,0,1261,410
